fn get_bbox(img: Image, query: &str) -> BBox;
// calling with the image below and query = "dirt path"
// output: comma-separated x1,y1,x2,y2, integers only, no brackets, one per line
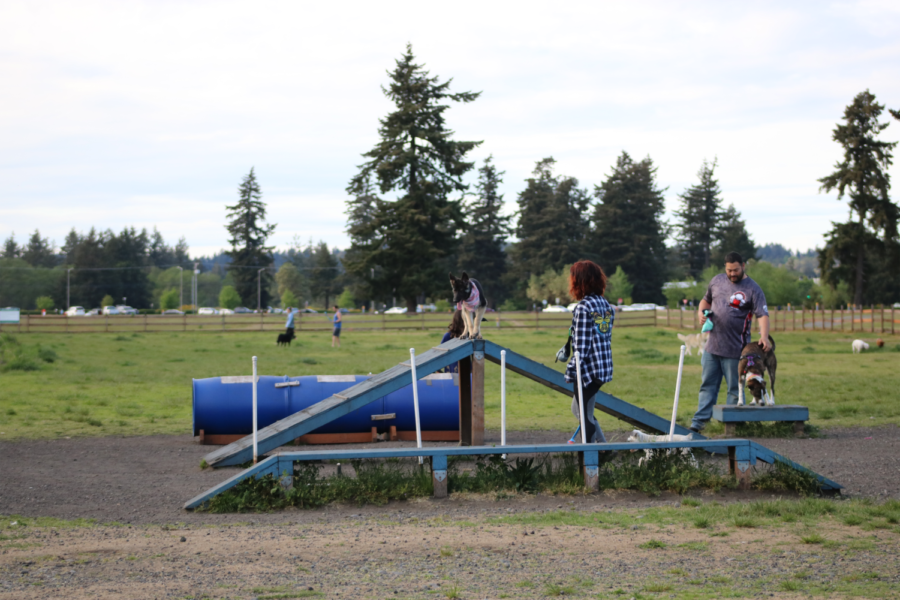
0,426,898,527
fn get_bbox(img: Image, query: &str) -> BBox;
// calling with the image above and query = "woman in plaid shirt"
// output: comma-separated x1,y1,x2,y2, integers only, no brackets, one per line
565,260,615,444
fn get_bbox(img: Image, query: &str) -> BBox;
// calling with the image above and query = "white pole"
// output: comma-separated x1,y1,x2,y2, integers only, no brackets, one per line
409,348,423,464
501,350,507,458
574,351,587,444
669,345,686,440
252,355,259,464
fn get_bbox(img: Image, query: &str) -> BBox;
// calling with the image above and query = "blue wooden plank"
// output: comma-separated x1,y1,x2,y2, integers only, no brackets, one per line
482,340,710,447
203,338,474,467
749,441,842,491
184,455,280,509
713,405,809,423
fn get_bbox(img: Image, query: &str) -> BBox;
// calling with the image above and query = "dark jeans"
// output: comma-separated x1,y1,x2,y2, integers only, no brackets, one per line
577,380,607,444
691,352,740,430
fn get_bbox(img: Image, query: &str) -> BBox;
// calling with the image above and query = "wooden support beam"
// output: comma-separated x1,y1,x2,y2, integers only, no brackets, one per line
582,450,599,493
471,349,485,446
432,455,448,499
728,445,752,490
459,355,473,446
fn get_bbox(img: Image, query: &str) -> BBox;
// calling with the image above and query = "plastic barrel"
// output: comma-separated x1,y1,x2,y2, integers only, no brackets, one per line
192,373,460,436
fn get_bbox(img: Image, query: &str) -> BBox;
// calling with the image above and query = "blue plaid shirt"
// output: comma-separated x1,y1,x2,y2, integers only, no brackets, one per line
564,294,615,386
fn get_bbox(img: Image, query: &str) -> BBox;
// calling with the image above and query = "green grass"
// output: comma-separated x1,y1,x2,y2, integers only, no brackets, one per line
0,328,898,439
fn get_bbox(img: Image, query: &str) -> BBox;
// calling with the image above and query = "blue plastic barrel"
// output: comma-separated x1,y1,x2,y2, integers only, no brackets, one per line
192,374,460,436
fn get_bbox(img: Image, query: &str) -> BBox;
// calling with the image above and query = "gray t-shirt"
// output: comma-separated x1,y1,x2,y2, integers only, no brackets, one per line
703,273,768,359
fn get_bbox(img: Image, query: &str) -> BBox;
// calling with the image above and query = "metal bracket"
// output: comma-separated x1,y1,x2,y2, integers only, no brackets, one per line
737,461,750,473
474,351,484,362
584,466,599,477
433,470,447,482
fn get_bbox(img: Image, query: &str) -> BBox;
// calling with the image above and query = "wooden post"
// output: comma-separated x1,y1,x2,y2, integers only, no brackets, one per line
432,455,448,499
801,306,805,331
851,307,854,332
459,356,473,446
892,306,895,335
666,308,670,328
871,305,875,334
792,307,795,331
728,446,751,491
582,450,599,493
679,309,683,329
382,311,386,331
793,421,805,437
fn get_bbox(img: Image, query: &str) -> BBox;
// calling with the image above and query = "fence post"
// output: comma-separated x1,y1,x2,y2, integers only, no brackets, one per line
666,308,670,328
536,310,540,330
260,312,264,331
679,309,683,329
892,306,895,335
382,311,386,331
421,311,425,330
871,305,875,334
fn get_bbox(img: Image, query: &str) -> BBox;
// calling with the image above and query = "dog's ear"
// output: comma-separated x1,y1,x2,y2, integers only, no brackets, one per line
449,272,457,283
460,272,469,282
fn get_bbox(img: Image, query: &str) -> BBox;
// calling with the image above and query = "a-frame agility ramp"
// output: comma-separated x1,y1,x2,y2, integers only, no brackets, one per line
186,338,841,509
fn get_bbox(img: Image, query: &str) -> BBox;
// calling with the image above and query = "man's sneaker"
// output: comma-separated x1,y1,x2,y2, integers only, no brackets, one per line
689,426,701,434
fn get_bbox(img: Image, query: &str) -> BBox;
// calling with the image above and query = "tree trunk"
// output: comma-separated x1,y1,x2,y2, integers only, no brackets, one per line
854,212,865,307
406,297,418,313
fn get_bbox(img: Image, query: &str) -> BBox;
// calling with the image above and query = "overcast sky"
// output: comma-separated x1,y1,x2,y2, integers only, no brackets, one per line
2,1,899,259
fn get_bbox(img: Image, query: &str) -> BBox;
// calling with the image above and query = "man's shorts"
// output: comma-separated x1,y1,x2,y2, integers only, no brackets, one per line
333,327,341,337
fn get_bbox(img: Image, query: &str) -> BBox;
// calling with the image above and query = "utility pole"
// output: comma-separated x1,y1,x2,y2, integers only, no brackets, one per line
177,266,184,310
66,268,73,309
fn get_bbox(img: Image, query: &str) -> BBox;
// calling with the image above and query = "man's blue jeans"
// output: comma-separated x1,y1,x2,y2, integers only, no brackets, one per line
691,352,740,431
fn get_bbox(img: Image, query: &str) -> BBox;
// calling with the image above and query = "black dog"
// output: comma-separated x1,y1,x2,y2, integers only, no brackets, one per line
276,331,294,347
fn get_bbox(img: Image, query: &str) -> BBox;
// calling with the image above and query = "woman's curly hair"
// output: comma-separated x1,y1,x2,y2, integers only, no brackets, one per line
569,260,608,301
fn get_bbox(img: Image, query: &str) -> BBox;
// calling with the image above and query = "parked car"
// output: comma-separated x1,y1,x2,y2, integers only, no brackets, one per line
218,308,234,315
198,307,218,315
86,308,102,316
298,308,318,314
267,306,284,314
542,305,569,313
384,307,408,314
162,309,184,315
102,306,120,315
233,307,252,314
116,305,138,315
65,306,85,316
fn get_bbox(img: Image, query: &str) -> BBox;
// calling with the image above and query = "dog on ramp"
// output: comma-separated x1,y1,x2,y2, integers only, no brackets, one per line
450,272,487,340
737,335,777,406
626,429,698,467
677,331,709,356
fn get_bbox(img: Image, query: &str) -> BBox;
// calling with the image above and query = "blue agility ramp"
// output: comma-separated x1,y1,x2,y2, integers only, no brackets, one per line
192,336,841,505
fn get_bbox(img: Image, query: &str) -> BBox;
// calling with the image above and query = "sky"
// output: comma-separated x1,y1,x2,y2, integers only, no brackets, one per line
1,1,899,259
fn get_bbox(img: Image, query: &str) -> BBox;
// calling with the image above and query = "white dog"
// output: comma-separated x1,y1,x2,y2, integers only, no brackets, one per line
626,429,698,467
677,332,709,356
852,339,869,353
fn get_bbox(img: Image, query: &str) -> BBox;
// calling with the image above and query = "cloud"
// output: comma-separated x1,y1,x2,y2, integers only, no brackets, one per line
1,0,899,257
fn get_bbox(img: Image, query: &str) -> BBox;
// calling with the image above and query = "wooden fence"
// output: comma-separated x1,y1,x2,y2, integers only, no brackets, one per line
0,309,658,334
2,307,895,335
659,307,897,335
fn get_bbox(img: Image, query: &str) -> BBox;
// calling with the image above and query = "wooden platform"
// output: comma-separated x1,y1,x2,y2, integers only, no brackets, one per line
713,405,809,437
184,438,842,509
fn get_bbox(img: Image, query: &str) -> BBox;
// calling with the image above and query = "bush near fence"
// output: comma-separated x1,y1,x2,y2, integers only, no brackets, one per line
0,307,895,335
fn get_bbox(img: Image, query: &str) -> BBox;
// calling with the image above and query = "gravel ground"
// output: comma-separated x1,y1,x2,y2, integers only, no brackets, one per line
1,427,898,599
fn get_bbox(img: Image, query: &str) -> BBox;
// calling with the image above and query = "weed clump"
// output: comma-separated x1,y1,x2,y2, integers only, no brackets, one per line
752,461,823,496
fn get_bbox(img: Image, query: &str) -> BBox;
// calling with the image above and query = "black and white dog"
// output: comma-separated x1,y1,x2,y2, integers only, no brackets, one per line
737,335,777,406
449,272,487,340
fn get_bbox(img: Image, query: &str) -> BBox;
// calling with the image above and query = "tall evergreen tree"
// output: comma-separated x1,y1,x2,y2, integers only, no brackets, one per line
591,152,668,303
2,233,20,259
508,158,590,289
818,90,899,306
674,159,725,278
457,156,512,306
711,204,756,265
225,168,276,308
309,241,341,309
344,44,481,311
21,230,56,268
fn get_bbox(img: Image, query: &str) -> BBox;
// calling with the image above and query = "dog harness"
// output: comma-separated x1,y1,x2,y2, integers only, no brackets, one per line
741,353,762,375
457,283,481,312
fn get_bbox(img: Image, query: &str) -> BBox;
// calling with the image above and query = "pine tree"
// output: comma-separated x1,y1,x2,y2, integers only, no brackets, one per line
21,230,56,267
674,159,725,278
457,156,512,306
2,233,20,259
309,242,341,309
711,204,756,265
225,168,276,308
591,152,668,304
508,158,590,289
344,44,481,311
818,90,899,306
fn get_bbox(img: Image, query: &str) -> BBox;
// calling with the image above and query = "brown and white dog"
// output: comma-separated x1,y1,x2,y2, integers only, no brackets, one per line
737,335,777,407
449,272,487,340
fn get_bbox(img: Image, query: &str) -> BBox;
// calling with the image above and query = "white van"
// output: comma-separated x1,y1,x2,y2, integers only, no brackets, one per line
65,306,85,316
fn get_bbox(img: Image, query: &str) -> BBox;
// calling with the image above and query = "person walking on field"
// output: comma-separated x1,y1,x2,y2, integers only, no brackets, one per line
564,260,616,444
331,305,342,348
690,251,770,433
284,307,295,341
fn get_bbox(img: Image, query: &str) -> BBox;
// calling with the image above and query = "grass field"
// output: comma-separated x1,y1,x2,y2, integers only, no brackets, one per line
0,328,898,440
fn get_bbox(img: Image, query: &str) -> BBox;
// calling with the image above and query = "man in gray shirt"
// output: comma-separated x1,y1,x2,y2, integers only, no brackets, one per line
690,252,771,433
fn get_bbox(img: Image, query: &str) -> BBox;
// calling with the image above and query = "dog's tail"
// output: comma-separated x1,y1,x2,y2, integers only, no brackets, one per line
676,333,687,343
768,335,775,351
